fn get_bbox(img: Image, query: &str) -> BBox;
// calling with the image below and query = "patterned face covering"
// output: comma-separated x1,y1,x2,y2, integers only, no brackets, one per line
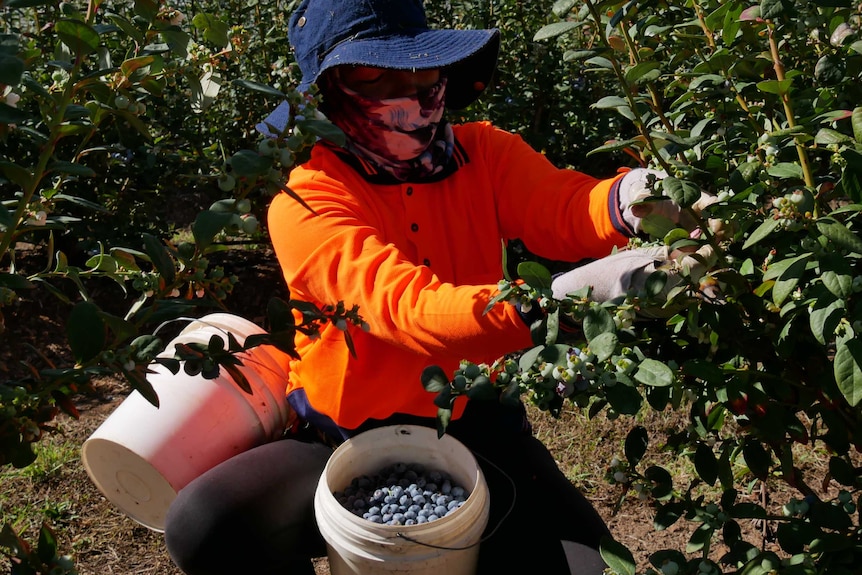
323,74,455,181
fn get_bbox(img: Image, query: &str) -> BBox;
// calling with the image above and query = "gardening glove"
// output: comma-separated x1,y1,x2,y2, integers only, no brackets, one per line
618,168,718,235
551,244,718,307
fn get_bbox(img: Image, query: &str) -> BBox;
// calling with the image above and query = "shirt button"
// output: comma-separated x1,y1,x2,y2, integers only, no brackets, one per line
406,186,413,196
411,223,419,232
423,258,431,266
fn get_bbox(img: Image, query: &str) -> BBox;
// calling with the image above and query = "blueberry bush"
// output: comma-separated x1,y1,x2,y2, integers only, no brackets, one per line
0,0,578,570
423,1,862,574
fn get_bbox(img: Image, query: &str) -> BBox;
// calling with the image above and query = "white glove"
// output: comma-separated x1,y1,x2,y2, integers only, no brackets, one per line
618,168,717,234
551,245,717,304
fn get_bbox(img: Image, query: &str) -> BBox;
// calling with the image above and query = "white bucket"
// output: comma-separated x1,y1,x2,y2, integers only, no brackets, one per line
314,425,490,575
81,313,292,532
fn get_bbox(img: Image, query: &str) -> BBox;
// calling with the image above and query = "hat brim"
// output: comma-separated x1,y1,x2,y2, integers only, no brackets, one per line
258,28,499,137
313,28,499,109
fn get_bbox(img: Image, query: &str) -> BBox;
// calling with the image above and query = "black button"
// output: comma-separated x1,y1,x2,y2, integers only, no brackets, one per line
411,223,419,232
423,258,431,266
406,187,413,196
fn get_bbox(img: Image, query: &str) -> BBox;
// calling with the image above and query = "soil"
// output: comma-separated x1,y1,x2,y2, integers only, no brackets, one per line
0,247,812,575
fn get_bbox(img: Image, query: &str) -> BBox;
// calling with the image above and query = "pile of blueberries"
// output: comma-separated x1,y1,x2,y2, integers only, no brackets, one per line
333,462,470,526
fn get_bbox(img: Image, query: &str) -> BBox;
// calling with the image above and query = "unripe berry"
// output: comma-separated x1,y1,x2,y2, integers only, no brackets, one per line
258,139,278,156
240,214,259,234
217,174,236,191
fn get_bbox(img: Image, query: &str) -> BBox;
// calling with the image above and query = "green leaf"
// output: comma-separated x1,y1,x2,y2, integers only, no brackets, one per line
624,61,661,85
634,358,674,387
624,425,648,467
586,138,643,157
694,442,718,485
729,502,767,519
105,12,145,45
0,102,30,124
36,524,58,566
814,54,845,85
815,128,852,145
661,176,701,208
585,56,615,71
583,305,615,341
605,382,643,415
760,0,786,20
686,523,714,553
766,162,804,180
297,118,346,147
835,338,862,406
67,301,106,363
817,217,862,255
742,437,771,479
599,537,635,575
192,210,234,250
47,160,96,177
828,456,856,486
55,19,101,56
517,261,552,289
230,149,273,178
756,79,792,95
654,501,685,530
534,21,583,41
133,0,159,20
742,217,782,250
141,233,176,283
838,152,862,202
0,55,24,86
592,96,629,110
120,55,156,78
466,375,498,401
563,49,597,62
233,79,285,97
0,159,32,190
820,254,854,298
590,331,618,362
0,272,34,290
420,365,449,393
853,107,862,143
436,407,452,437
809,293,844,346
645,465,674,500
191,13,230,48
762,253,809,306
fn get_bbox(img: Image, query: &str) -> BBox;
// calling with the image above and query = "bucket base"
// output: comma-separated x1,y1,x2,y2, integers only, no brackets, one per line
81,438,177,532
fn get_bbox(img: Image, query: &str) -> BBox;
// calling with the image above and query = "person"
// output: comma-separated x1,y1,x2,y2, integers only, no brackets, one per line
163,1,705,573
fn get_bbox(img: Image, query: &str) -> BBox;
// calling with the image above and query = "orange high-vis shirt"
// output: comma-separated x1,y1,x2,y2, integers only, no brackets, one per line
268,121,630,433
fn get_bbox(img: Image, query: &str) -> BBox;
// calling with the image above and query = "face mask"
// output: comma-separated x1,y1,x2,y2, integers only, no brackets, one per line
326,77,448,162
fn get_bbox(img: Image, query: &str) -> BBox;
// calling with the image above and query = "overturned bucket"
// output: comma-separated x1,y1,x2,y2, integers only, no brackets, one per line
314,425,489,575
81,313,292,531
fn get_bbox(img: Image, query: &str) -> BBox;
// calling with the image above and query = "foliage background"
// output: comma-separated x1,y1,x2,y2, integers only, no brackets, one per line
3,0,862,574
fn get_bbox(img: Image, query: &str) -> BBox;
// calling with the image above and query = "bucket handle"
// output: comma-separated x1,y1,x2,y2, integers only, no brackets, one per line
395,450,516,551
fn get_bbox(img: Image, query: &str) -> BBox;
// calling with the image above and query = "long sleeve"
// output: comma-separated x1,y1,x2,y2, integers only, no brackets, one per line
267,121,629,429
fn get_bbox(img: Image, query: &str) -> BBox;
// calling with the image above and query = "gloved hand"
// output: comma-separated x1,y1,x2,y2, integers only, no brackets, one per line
550,244,717,306
618,168,718,235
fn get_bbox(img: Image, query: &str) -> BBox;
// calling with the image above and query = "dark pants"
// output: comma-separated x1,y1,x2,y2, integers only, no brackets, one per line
164,400,610,574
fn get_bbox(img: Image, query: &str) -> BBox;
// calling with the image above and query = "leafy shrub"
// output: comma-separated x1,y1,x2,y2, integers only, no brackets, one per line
425,0,862,573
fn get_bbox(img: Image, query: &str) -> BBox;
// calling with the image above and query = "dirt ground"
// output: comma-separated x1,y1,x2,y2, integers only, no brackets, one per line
0,247,801,574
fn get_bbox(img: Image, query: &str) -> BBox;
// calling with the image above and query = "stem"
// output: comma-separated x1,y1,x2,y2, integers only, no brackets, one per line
583,0,670,172
618,22,674,133
0,57,83,261
766,22,815,189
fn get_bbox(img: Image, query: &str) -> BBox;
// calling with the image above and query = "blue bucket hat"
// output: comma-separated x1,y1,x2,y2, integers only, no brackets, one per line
258,0,500,137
